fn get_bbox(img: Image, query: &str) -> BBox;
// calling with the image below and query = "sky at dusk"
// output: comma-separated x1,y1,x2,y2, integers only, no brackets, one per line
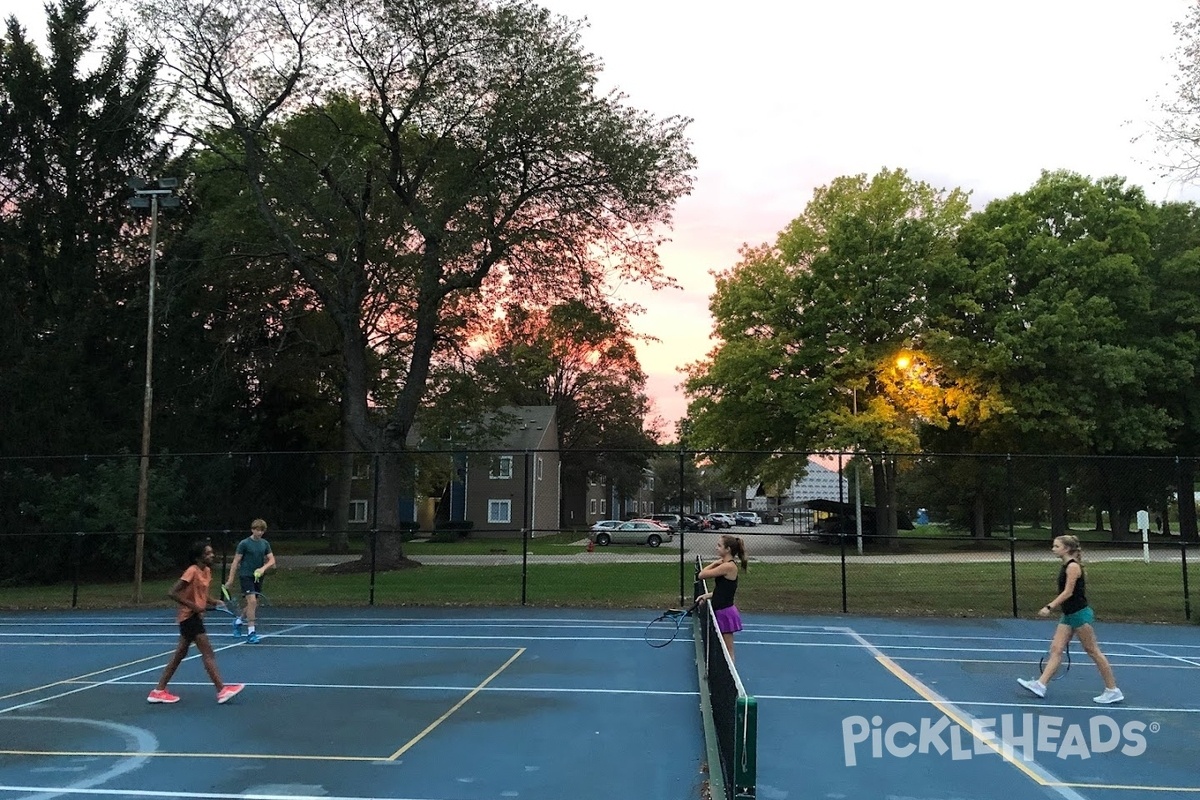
5,0,1199,433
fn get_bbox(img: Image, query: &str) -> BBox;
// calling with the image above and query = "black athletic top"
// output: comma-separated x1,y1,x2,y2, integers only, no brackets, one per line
1057,558,1087,615
711,573,738,610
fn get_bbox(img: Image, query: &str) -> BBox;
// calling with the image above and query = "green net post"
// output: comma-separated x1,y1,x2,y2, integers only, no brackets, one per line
734,694,757,799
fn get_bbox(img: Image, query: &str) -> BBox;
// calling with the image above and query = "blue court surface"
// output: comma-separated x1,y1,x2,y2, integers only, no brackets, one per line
1,607,1198,800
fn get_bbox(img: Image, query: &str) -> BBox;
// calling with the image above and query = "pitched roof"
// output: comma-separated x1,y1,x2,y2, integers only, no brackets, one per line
409,406,557,451
488,406,556,451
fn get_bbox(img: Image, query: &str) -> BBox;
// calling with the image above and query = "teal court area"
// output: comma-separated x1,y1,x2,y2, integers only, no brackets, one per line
0,607,1198,799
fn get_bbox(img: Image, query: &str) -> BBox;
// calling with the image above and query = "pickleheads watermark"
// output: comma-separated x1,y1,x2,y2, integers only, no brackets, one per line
841,713,1157,766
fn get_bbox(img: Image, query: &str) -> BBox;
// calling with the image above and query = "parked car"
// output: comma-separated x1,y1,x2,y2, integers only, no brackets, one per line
588,519,673,547
734,511,761,526
705,513,733,529
647,513,681,531
590,520,625,532
681,514,710,531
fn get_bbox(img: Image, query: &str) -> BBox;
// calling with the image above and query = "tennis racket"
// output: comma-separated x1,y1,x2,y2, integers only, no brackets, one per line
214,584,239,617
213,589,269,615
1039,647,1072,681
643,603,696,648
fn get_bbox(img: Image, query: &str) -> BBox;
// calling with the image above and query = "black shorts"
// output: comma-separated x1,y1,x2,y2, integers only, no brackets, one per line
179,614,206,642
238,575,264,595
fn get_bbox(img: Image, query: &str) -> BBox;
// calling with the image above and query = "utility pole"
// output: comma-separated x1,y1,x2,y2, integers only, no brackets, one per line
127,177,180,603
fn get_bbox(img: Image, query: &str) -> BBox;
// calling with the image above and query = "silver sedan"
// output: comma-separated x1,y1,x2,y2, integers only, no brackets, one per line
588,520,673,547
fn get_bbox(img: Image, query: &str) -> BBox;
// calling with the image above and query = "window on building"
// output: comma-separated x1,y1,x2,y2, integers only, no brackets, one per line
488,499,512,523
536,457,544,480
490,455,513,479
590,498,597,515
600,499,606,515
348,500,368,523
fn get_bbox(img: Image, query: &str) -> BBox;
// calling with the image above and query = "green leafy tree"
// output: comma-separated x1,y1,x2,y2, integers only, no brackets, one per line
685,168,972,540
952,172,1178,537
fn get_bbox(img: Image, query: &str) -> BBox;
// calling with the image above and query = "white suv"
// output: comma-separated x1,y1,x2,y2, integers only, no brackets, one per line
734,511,761,526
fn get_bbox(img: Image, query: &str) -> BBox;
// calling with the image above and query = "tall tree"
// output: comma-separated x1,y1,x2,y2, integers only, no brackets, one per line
684,168,972,540
448,299,658,525
0,0,173,458
953,171,1178,537
137,0,694,565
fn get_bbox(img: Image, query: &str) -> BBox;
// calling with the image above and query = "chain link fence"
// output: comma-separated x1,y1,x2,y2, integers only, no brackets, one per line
2,450,1196,624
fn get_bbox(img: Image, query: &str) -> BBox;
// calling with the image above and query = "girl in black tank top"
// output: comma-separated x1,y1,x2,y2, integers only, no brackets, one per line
1017,535,1122,704
696,534,748,662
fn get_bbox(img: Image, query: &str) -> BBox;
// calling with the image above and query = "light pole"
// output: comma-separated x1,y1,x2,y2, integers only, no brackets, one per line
127,177,180,603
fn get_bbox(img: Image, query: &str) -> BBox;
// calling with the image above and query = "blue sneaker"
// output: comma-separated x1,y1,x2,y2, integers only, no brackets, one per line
247,632,261,644
233,619,243,638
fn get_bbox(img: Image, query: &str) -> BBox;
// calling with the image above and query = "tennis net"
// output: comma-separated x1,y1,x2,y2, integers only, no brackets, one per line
694,555,757,800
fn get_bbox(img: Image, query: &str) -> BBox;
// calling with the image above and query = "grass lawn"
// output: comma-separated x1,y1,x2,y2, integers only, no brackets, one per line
4,558,1194,625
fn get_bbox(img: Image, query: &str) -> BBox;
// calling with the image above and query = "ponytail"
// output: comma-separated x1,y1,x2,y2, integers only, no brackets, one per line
721,534,749,571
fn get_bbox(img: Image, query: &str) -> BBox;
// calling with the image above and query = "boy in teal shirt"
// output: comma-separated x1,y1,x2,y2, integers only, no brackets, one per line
224,518,276,643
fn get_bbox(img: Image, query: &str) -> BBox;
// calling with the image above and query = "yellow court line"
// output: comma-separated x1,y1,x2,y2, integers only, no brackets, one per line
387,647,526,761
0,749,377,762
870,652,1051,786
871,650,1200,794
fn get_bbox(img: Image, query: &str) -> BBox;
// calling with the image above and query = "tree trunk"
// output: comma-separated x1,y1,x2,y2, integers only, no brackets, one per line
1109,506,1133,541
1178,459,1198,544
1049,463,1067,538
371,450,417,568
328,447,354,553
872,458,900,550
972,489,988,540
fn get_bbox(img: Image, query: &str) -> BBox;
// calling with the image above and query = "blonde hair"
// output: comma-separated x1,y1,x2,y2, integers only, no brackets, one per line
721,534,749,571
1055,534,1082,562
251,518,268,532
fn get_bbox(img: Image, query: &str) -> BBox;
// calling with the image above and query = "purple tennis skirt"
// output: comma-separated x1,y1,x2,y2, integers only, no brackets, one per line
714,605,743,634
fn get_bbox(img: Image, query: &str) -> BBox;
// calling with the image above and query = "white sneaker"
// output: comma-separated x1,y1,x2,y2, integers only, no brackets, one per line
1093,687,1124,704
1017,678,1047,698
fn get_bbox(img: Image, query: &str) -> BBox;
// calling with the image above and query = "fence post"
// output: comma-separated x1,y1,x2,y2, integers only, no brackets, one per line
221,452,234,584
1007,454,1018,618
72,455,88,609
678,446,687,606
1177,456,1193,622
1181,540,1192,623
838,452,848,613
369,451,379,606
522,451,532,605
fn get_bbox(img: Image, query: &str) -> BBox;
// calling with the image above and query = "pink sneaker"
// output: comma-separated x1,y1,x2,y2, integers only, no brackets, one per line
147,688,180,704
216,684,245,704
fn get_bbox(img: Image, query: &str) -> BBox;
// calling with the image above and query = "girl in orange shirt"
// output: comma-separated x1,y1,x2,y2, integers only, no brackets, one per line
148,541,245,704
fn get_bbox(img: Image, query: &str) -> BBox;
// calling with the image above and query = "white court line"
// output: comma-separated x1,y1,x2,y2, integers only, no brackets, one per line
2,716,159,800
0,624,308,715
0,616,660,627
751,693,1200,714
33,679,696,697
1129,642,1200,668
893,655,1200,672
0,789,441,800
838,625,1094,800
